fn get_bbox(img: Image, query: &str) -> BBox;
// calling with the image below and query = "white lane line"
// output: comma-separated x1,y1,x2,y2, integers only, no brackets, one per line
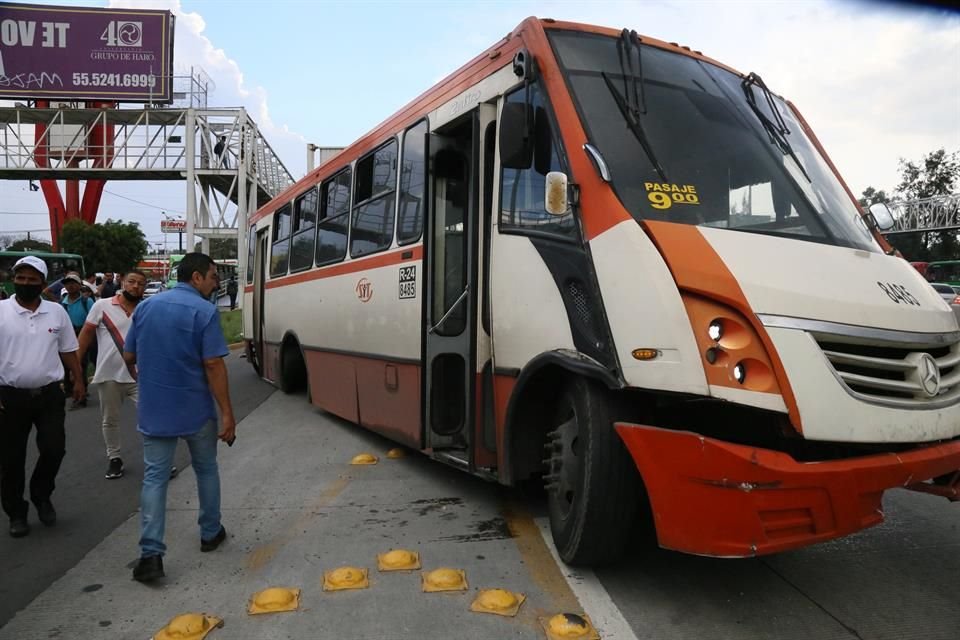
534,517,640,640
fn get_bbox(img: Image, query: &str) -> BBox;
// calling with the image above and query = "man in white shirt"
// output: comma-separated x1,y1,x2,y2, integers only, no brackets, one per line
78,271,147,480
0,256,85,538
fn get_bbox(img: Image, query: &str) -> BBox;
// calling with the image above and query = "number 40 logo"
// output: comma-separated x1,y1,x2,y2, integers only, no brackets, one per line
100,21,143,47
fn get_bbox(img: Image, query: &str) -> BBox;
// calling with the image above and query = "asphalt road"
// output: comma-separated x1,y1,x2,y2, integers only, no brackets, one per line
3,353,959,638
0,349,274,630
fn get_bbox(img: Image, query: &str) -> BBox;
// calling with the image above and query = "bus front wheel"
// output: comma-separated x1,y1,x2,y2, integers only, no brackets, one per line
545,377,641,566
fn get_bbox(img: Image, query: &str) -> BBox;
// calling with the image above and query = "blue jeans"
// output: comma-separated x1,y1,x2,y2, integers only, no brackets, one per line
139,419,221,557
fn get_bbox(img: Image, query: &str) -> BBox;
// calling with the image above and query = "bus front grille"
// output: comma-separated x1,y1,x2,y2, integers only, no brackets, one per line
815,334,960,409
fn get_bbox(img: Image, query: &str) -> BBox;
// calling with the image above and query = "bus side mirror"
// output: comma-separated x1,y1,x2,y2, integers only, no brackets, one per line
500,102,533,169
868,202,895,231
544,171,569,215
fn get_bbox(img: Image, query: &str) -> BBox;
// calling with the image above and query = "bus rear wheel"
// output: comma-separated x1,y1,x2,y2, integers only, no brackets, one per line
544,377,641,566
279,340,307,394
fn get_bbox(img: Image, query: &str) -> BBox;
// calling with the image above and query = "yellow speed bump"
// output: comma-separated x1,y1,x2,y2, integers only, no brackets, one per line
323,566,369,591
247,587,301,615
470,588,526,617
153,613,223,640
350,453,378,465
385,448,406,459
421,567,468,592
539,613,599,640
377,549,420,572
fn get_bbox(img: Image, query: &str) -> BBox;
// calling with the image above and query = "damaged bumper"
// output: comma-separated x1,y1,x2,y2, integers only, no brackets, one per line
615,423,960,557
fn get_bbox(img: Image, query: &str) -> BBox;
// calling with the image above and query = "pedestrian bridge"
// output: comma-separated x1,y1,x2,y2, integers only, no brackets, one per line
881,194,960,235
0,72,295,252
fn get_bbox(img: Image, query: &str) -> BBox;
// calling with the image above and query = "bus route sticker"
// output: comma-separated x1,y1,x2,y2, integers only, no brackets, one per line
644,182,700,210
399,265,416,299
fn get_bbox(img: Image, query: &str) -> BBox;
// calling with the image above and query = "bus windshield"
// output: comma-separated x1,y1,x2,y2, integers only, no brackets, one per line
548,30,880,253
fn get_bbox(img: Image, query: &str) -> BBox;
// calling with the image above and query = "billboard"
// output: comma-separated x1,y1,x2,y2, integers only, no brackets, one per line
0,2,175,103
160,219,186,233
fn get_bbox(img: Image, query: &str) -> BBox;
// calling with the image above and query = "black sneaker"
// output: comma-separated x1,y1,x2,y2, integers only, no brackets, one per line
9,517,29,538
35,500,56,526
200,526,226,552
132,555,164,583
105,458,124,479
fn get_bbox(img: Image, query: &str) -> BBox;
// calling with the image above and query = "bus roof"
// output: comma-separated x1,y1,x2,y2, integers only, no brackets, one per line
248,17,742,226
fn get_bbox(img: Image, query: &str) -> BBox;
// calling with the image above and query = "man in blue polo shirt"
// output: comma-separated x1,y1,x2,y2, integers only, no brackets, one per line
123,252,237,583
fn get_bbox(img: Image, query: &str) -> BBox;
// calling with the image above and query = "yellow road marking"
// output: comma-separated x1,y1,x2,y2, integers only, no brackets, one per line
503,502,580,613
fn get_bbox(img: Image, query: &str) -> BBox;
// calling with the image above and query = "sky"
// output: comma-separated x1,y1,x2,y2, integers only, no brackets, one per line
0,0,958,247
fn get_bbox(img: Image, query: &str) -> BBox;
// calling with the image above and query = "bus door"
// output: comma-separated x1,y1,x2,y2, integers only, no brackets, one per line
423,104,496,463
251,228,269,376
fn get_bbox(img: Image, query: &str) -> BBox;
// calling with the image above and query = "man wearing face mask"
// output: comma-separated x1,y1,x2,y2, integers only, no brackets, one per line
78,270,148,480
0,256,85,538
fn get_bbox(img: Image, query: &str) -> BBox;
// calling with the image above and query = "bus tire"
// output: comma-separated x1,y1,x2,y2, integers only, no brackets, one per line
545,377,640,566
279,340,307,394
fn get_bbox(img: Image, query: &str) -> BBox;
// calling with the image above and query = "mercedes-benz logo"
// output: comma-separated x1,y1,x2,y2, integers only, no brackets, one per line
918,353,941,398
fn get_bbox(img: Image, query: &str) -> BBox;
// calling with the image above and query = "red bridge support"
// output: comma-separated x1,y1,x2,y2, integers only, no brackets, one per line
34,100,116,250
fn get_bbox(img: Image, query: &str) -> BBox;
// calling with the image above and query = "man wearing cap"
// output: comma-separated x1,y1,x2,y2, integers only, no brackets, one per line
0,256,85,538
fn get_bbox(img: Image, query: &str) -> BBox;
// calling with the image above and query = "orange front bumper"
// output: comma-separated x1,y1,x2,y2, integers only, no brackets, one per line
615,423,960,557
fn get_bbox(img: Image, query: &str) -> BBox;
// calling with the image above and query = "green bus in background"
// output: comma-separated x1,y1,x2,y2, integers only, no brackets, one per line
926,260,960,287
166,253,186,289
0,251,85,296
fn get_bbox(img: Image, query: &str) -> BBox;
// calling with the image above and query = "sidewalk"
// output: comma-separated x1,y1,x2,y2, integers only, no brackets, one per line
0,392,579,639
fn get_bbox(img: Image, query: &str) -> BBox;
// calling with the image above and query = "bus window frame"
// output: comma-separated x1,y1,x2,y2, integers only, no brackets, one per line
270,203,292,278
397,119,429,247
290,186,319,273
350,137,399,259
315,166,353,268
496,83,581,246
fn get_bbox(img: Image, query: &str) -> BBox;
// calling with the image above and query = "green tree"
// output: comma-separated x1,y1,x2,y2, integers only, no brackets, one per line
194,237,238,260
896,148,960,200
858,186,890,209
59,218,147,274
6,238,54,252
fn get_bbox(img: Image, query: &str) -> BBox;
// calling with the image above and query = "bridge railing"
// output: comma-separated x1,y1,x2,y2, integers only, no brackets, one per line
883,194,960,235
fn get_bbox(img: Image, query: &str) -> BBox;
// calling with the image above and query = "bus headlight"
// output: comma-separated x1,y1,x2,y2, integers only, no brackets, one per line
733,362,746,384
708,320,723,341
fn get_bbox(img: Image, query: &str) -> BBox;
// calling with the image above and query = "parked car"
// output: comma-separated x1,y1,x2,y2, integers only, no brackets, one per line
929,283,960,323
143,281,165,298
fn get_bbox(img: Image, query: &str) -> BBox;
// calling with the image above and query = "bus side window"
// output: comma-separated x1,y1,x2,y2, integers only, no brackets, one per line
398,120,428,245
317,168,351,266
290,187,319,272
246,225,255,284
499,83,576,238
270,204,291,277
351,140,398,258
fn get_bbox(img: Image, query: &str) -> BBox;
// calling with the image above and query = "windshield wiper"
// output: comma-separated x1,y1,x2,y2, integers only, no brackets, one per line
600,28,668,182
741,72,810,182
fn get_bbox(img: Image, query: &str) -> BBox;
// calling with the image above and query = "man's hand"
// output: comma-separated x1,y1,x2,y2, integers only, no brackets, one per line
72,380,86,403
218,413,236,444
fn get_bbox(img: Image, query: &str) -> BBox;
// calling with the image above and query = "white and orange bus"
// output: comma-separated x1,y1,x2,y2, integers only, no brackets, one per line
243,18,960,565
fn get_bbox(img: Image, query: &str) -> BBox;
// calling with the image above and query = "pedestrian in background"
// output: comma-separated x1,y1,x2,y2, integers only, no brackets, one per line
124,252,236,582
98,272,117,299
226,276,238,311
78,271,147,480
60,273,93,409
84,273,99,298
214,135,229,168
0,256,85,538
